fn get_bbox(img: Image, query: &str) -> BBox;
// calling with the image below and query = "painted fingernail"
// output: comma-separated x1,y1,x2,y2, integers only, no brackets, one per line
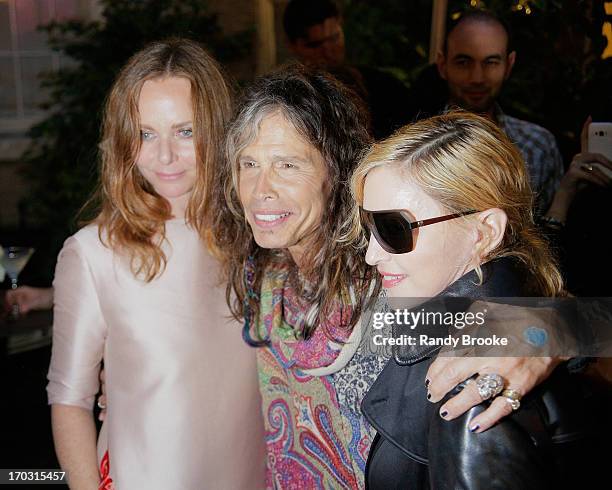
440,410,448,418
427,392,432,400
469,424,480,432
425,378,430,387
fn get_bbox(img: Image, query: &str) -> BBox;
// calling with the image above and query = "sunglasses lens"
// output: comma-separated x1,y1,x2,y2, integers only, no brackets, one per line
372,212,413,253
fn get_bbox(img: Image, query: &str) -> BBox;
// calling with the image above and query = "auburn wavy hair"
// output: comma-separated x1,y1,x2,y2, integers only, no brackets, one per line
87,38,231,281
211,64,379,341
349,111,564,297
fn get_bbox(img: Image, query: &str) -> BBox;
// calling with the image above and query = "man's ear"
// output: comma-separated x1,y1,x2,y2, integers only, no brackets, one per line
473,208,508,259
504,51,516,80
436,50,447,80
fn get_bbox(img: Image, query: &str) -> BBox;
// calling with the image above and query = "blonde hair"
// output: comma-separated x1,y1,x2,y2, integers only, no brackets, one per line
88,38,231,281
350,111,564,296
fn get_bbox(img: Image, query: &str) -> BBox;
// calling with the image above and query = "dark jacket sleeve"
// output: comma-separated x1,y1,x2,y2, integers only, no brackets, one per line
427,401,549,490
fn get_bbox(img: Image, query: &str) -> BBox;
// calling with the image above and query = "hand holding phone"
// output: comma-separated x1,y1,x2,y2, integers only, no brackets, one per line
588,122,612,160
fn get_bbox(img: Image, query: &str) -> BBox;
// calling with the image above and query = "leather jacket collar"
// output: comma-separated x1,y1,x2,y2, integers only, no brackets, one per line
362,257,529,468
392,258,525,366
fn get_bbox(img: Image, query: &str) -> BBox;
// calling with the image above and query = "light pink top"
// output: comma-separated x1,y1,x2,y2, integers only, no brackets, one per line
47,221,265,489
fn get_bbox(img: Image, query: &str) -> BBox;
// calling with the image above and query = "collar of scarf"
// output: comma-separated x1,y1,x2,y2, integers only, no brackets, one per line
258,263,355,371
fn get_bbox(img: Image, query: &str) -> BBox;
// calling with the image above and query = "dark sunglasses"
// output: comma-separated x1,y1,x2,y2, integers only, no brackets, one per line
359,207,479,254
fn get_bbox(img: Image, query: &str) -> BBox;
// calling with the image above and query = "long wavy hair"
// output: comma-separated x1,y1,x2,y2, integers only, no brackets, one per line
349,111,564,297
87,38,231,281
211,63,378,341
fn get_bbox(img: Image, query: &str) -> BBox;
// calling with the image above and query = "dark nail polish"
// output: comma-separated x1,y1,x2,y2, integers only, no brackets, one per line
427,392,432,400
440,410,448,418
425,378,430,387
469,424,480,433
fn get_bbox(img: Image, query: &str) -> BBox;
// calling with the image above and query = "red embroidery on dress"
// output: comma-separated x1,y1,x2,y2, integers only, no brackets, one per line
98,450,114,490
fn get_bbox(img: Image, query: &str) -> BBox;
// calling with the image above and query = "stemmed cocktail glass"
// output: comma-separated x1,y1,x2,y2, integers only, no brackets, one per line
1,246,35,319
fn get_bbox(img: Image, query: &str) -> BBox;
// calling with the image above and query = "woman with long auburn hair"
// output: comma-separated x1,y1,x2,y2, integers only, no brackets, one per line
47,39,264,489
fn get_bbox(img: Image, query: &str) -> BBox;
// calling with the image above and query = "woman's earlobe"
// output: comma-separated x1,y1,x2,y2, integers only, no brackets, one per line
471,224,489,263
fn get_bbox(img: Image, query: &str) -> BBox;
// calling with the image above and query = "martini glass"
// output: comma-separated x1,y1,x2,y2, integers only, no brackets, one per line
1,246,35,319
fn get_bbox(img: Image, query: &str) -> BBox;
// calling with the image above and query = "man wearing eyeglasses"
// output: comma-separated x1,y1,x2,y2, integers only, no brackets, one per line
283,0,412,139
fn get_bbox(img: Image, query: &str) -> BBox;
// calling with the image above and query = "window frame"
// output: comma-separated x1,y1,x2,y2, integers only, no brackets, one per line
0,0,100,135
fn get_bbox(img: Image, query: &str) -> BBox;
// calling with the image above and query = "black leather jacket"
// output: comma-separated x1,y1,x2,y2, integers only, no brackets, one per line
362,258,594,490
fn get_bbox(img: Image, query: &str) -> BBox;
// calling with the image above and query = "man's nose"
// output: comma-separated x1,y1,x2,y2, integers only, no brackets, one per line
254,168,278,200
322,41,336,59
468,64,485,84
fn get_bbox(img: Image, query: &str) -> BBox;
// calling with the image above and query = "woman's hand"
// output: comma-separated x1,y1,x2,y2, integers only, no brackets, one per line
426,356,564,432
545,117,612,223
4,286,54,314
562,152,612,191
97,368,107,422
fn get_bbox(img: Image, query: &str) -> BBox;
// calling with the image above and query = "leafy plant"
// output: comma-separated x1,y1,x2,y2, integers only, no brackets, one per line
342,0,433,85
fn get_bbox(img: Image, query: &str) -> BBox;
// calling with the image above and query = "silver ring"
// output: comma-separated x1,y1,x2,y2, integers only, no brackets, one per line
475,373,505,400
97,399,106,410
501,389,521,410
581,163,594,172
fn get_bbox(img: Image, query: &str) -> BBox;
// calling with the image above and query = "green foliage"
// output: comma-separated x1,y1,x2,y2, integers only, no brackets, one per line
20,0,252,278
342,0,433,84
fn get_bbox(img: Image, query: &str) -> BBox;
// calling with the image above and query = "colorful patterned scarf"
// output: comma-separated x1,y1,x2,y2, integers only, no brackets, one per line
255,264,373,489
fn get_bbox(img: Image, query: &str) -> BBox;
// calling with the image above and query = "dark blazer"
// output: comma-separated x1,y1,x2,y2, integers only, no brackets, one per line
362,258,595,490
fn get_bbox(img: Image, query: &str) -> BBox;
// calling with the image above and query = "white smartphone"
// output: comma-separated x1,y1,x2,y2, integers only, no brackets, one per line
588,122,612,159
587,122,612,178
